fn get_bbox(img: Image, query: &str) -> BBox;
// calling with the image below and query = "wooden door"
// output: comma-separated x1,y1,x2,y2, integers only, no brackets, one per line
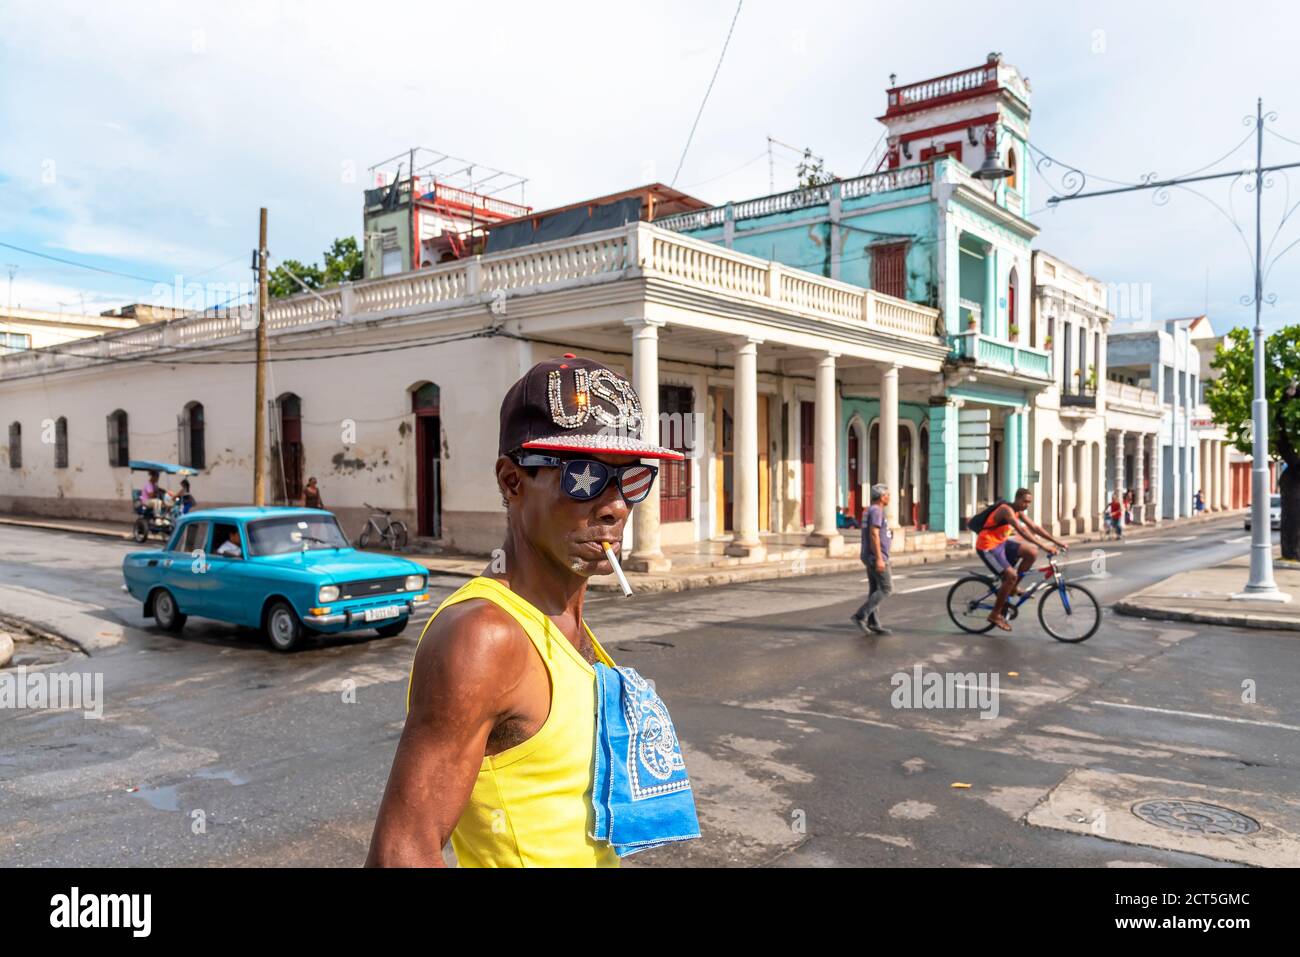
847,427,860,522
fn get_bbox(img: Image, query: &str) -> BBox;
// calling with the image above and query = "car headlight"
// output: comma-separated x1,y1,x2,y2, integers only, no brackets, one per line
318,585,340,603
404,574,425,592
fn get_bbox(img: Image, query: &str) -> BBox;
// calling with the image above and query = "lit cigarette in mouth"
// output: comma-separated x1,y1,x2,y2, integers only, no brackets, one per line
603,541,633,597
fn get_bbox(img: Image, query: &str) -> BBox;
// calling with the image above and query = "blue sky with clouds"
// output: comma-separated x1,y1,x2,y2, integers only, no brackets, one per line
2,0,1298,334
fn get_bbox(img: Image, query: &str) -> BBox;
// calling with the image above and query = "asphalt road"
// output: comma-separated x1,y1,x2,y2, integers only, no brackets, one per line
1,515,1295,867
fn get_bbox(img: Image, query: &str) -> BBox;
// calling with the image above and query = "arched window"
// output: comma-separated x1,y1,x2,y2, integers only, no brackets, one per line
1008,266,1019,341
180,401,205,469
8,422,20,469
106,410,129,467
54,417,68,469
411,382,440,414
1007,146,1018,190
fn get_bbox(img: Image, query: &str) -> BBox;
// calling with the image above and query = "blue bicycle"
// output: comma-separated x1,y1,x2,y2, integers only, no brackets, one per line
945,551,1100,642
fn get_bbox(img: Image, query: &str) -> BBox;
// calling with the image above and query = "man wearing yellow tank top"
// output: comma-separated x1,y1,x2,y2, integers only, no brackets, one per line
366,355,685,867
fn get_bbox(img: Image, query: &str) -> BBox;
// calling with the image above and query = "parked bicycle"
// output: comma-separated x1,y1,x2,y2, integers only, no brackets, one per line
945,550,1100,642
357,503,409,550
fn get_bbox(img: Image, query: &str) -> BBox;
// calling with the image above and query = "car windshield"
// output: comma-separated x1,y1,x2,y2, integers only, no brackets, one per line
1272,495,1282,508
246,515,350,556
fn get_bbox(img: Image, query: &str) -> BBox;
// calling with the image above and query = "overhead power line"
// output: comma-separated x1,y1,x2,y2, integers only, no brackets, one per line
670,0,744,188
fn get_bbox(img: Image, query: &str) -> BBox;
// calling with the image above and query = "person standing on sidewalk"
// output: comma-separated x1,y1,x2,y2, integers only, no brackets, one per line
1108,492,1124,540
852,484,894,636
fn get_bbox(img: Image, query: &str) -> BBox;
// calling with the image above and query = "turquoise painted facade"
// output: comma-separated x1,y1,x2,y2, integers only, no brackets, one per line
663,157,1051,540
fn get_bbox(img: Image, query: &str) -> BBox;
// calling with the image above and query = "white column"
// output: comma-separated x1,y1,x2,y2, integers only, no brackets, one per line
806,353,844,555
1061,441,1077,534
1150,433,1163,523
1078,439,1093,532
627,318,670,572
880,363,900,528
1219,441,1230,510
806,353,847,553
1206,439,1216,512
726,338,766,560
1111,430,1126,503
1134,432,1146,521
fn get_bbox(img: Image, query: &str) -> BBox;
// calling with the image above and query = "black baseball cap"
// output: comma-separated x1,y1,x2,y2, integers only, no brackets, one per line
498,354,684,461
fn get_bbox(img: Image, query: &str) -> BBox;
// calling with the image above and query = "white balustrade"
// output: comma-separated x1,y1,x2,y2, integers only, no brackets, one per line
1,222,946,378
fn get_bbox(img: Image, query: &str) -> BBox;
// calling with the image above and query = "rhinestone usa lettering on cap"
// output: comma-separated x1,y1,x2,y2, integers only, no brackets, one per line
547,368,643,436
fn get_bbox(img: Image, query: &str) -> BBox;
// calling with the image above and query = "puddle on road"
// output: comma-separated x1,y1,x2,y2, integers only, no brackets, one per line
130,785,181,812
195,768,248,785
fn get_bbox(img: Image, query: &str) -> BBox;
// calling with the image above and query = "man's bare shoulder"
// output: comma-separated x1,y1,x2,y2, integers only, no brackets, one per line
409,597,533,709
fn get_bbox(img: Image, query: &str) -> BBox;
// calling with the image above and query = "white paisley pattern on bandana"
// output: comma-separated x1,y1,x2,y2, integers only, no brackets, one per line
618,666,690,800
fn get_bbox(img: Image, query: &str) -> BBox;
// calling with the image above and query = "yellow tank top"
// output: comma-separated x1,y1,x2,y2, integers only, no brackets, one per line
406,576,620,868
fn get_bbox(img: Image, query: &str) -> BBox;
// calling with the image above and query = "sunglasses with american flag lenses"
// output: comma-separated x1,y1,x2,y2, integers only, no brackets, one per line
516,454,658,504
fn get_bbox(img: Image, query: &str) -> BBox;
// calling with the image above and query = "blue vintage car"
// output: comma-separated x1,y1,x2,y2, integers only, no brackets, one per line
122,507,430,651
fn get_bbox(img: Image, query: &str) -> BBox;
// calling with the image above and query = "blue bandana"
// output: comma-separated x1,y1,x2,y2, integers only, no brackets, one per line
591,663,700,856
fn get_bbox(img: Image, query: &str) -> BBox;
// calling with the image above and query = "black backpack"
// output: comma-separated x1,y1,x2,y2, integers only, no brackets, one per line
967,499,1008,534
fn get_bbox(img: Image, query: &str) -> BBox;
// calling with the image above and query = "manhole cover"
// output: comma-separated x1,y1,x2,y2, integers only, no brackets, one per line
1131,799,1260,836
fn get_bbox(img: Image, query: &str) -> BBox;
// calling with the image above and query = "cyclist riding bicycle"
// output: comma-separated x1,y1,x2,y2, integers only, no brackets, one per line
970,487,1067,633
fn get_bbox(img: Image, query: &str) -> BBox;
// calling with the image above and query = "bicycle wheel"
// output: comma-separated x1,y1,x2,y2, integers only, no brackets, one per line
357,526,372,549
946,576,998,634
389,521,409,550
1037,582,1100,643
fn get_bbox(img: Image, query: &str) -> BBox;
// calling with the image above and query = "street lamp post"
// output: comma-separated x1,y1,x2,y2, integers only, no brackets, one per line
1243,98,1282,598
1047,98,1294,602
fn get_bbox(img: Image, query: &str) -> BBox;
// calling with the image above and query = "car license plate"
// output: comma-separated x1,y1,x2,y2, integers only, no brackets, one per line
363,606,400,622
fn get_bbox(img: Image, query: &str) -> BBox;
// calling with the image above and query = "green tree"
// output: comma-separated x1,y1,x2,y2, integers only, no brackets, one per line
797,149,836,190
268,236,363,299
268,259,324,300
323,236,364,285
1205,325,1300,558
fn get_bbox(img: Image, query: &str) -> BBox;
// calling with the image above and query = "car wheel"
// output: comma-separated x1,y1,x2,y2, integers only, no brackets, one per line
265,600,303,652
152,588,187,632
375,618,409,638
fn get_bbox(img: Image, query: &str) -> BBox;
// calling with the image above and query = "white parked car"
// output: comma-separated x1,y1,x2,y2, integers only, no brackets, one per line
1243,494,1282,531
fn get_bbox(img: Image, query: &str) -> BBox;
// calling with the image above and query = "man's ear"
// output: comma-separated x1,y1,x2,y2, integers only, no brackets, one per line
496,455,525,508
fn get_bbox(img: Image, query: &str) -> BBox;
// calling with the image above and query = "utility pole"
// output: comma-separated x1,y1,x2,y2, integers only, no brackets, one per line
5,264,16,314
253,208,269,506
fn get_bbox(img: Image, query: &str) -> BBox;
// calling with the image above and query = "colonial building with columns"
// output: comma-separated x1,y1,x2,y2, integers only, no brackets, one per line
1028,250,1111,534
1178,315,1236,512
1107,322,1217,520
0,220,952,565
658,54,1054,538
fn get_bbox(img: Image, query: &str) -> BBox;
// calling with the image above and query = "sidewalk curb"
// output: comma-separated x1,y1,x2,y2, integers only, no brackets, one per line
1113,599,1300,632
0,515,133,541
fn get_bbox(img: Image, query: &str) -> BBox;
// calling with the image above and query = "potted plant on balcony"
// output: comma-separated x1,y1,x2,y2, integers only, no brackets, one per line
1009,323,1020,340
1086,364,1097,391
966,315,978,331
1044,335,1053,349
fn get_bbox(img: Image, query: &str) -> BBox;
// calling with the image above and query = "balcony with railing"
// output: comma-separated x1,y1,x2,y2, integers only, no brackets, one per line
949,331,1052,380
0,223,945,379
1059,387,1097,410
1105,379,1161,413
653,164,934,233
884,62,999,116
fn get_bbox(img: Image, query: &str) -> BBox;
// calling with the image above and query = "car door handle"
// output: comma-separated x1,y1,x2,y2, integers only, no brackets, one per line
162,559,172,567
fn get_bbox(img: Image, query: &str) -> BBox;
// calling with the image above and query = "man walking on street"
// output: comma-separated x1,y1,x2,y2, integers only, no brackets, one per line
851,484,893,636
